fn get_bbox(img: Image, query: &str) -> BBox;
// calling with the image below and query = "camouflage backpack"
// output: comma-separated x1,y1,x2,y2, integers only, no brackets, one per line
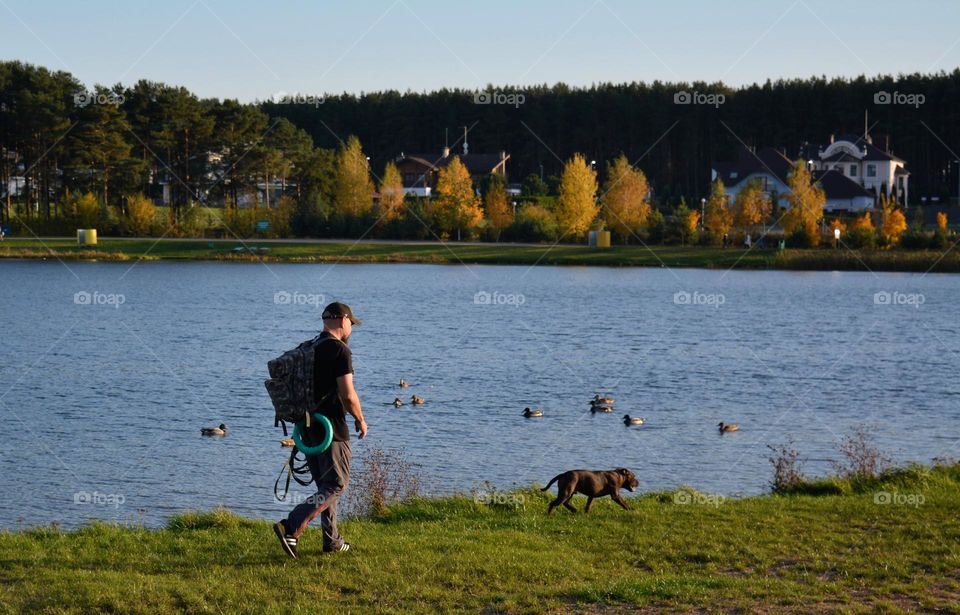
264,334,341,430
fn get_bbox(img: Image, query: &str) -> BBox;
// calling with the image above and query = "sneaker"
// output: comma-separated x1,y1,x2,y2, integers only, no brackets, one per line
273,521,298,559
324,542,351,553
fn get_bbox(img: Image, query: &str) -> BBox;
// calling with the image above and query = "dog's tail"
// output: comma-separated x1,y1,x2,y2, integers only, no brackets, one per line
540,474,561,491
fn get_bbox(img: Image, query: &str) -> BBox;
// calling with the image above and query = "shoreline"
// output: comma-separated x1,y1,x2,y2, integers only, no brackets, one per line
3,237,960,272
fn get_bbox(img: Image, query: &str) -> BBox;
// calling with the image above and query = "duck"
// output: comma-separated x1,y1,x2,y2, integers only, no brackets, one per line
590,404,614,414
201,423,227,436
399,379,410,388
623,414,645,426
591,394,615,406
522,407,544,418
718,422,739,433
393,397,404,407
411,395,425,405
280,438,295,447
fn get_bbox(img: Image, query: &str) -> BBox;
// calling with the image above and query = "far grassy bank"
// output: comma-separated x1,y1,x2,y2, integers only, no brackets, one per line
4,237,960,272
1,464,959,613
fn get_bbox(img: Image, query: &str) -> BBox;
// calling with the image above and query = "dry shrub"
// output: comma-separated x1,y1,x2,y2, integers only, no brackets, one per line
347,446,421,516
767,439,805,493
832,424,891,481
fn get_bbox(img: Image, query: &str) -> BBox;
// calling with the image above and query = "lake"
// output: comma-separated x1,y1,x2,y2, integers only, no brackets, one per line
1,258,957,528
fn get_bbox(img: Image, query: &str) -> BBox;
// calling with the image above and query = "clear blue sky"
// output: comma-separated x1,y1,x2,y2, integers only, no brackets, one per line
3,0,959,102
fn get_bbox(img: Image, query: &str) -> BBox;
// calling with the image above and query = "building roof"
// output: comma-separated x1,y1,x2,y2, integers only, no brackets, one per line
799,134,905,163
397,152,508,175
712,146,795,187
812,169,873,200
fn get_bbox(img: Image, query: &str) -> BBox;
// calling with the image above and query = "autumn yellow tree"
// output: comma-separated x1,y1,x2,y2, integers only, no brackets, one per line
937,211,949,233
333,135,375,219
734,178,772,231
483,177,514,240
703,178,733,244
879,195,907,246
782,162,826,246
555,154,599,239
125,194,156,236
379,161,405,222
432,156,483,239
602,155,650,243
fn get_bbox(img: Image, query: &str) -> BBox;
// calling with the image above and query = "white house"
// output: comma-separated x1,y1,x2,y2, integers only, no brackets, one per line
712,143,886,213
800,134,909,205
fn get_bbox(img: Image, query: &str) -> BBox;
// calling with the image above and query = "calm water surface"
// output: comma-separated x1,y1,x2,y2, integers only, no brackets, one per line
1,259,958,528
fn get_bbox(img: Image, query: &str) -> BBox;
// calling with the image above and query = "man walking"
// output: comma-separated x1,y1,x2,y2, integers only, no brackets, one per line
274,302,368,558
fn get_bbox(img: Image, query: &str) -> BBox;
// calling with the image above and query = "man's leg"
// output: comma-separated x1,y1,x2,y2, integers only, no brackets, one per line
282,440,351,543
320,440,351,550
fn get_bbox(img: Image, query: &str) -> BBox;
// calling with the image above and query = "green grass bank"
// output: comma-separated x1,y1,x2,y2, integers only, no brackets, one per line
2,464,959,614
4,237,960,272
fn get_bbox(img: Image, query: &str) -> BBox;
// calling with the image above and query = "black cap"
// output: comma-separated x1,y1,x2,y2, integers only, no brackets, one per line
322,301,362,325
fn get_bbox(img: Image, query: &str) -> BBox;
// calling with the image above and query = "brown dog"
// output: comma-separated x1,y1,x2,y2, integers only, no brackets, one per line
541,468,639,513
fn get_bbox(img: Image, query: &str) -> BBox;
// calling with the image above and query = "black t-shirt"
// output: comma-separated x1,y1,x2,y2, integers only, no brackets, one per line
310,332,353,442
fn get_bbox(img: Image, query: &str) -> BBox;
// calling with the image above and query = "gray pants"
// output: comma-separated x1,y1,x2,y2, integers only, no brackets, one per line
284,440,351,549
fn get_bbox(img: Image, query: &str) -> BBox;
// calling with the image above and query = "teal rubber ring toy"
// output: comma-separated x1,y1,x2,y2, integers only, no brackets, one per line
292,413,334,455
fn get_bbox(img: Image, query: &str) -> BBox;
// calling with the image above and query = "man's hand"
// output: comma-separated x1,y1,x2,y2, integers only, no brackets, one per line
355,417,368,439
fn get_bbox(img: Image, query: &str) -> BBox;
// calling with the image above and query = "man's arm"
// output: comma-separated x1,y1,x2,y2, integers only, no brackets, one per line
336,372,367,438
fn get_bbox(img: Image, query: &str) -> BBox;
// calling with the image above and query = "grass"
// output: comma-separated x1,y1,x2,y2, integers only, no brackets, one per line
6,236,960,271
2,464,959,613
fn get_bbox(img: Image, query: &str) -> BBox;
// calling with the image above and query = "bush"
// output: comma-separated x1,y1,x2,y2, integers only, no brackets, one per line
513,204,558,242
832,424,891,482
768,440,805,493
346,446,421,517
124,194,156,236
844,226,876,249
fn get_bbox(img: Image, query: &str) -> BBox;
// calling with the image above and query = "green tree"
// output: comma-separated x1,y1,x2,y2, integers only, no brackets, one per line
521,173,548,197
333,135,374,219
555,154,598,239
68,85,141,209
602,155,650,243
670,198,699,246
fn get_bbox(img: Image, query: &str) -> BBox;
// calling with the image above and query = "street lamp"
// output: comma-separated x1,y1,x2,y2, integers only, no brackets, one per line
834,227,841,249
700,197,706,230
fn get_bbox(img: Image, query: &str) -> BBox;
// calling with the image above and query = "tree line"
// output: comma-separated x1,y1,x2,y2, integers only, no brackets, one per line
2,60,958,244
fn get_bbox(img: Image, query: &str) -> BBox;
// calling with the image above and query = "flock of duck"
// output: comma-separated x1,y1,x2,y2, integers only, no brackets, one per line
522,395,645,426
199,386,741,445
523,394,740,432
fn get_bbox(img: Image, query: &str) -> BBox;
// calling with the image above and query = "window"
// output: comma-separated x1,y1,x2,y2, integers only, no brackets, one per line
867,164,877,177
849,165,857,177
403,173,415,185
